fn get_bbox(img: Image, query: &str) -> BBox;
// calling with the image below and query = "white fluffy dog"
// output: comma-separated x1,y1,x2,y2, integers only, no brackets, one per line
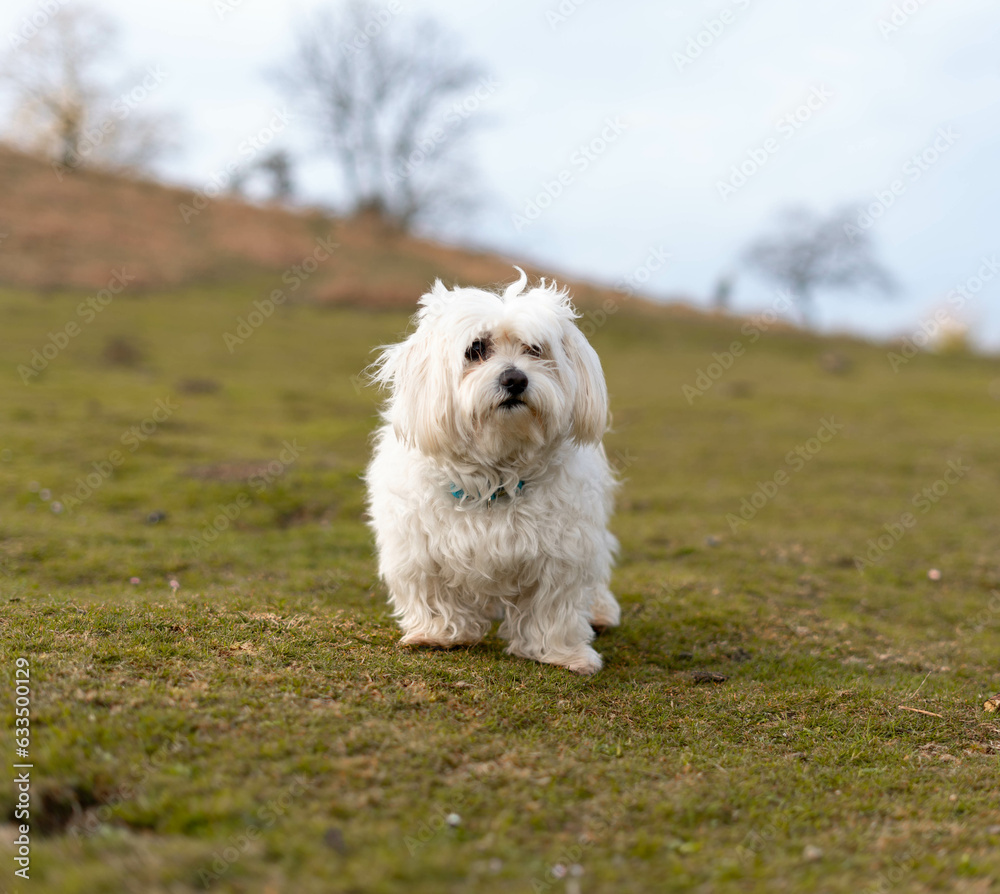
366,268,619,674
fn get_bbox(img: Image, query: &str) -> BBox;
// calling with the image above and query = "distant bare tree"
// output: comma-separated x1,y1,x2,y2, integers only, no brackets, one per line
742,206,896,325
0,4,178,175
258,149,295,202
232,149,295,202
711,274,733,312
275,1,492,230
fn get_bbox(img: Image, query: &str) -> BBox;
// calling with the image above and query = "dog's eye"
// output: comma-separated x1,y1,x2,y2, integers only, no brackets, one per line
465,339,490,362
524,344,543,358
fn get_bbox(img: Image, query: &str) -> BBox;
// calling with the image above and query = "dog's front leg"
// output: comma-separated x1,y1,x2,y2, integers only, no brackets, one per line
389,576,491,649
500,580,602,675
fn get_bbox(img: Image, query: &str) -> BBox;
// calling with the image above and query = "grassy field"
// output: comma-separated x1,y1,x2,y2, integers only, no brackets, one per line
1,280,999,893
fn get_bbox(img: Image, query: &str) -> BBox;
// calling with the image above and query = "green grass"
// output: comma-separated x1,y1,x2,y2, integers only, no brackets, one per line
1,282,999,892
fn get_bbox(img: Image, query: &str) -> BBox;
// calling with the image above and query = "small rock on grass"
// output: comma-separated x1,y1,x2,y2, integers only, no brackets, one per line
691,671,728,684
803,845,823,862
983,694,1000,713
323,828,347,853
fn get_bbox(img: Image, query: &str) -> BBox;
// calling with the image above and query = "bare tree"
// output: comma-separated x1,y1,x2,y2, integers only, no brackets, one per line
275,1,492,230
742,206,896,325
0,4,178,175
231,149,296,203
258,149,295,202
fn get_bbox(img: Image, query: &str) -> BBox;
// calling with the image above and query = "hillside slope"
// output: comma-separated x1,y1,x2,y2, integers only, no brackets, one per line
0,145,646,308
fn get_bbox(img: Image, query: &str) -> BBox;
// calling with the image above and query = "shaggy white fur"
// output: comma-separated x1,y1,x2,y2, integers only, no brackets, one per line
365,268,619,674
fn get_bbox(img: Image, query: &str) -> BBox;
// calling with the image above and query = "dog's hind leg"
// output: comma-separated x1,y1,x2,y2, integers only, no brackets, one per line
588,587,621,635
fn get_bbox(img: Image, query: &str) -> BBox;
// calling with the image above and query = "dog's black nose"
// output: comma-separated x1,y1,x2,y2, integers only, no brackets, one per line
499,366,528,396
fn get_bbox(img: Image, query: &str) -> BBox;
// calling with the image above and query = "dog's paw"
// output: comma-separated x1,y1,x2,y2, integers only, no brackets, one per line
560,646,603,676
506,641,603,674
399,631,478,649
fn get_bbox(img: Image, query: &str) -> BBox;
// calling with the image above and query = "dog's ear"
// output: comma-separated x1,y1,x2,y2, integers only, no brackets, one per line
562,322,608,443
372,330,453,456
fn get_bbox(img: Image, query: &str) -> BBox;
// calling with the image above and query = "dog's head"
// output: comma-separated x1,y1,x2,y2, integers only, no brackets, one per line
372,268,608,469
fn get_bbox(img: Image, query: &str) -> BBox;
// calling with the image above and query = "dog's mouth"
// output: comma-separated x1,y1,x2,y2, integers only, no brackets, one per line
499,397,527,410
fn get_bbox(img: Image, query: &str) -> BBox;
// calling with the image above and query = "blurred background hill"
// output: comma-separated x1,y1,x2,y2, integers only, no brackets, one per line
0,143,673,312
0,144,564,304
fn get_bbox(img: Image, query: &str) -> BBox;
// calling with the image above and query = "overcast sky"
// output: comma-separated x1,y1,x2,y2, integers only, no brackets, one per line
3,0,999,346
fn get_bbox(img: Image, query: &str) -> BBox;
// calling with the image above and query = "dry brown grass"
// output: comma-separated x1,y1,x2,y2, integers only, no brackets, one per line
0,145,660,310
